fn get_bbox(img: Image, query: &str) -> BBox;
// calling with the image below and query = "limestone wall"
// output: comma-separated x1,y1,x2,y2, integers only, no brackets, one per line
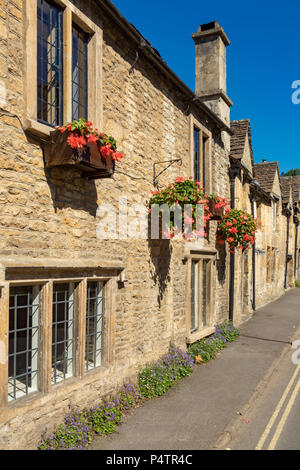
0,0,230,449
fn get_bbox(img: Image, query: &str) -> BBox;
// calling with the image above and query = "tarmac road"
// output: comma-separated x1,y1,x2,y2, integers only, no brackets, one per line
91,289,300,451
221,342,300,450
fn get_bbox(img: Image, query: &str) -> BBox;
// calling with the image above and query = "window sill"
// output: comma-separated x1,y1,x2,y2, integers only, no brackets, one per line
23,117,53,139
7,390,42,410
186,326,216,345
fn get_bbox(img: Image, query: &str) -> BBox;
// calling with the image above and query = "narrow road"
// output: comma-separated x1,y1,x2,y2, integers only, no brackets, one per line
221,344,300,450
91,289,300,451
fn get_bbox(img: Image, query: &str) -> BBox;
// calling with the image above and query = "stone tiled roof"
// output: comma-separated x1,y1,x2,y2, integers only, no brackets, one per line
253,161,279,194
230,119,254,167
280,177,293,203
281,175,300,203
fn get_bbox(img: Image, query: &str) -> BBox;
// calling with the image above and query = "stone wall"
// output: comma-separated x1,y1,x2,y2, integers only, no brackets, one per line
0,0,230,449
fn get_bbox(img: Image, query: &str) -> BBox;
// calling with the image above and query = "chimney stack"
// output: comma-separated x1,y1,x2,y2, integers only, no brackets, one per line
192,21,232,125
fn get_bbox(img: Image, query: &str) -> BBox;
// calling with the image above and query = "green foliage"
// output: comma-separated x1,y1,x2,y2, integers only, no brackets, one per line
295,280,300,288
149,178,228,239
138,344,194,399
84,401,123,435
188,322,240,363
38,409,92,450
282,169,300,176
56,118,118,150
39,332,238,450
217,208,259,252
39,384,142,450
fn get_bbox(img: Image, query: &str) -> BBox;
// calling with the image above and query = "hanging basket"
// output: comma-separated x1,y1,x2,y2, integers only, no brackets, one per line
209,199,224,220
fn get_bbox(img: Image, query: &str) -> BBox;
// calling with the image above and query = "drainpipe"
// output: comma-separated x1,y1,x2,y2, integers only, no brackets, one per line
228,162,241,321
294,213,299,279
250,195,256,311
284,206,292,289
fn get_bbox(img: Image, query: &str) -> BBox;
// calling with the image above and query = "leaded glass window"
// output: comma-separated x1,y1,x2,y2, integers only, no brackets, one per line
194,127,200,183
37,0,63,127
51,283,75,384
85,282,104,371
8,286,40,401
72,24,88,121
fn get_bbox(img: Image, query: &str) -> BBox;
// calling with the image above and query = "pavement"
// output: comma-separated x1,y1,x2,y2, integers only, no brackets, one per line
91,288,300,450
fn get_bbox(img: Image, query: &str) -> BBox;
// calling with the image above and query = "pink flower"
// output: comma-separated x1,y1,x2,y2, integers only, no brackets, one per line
175,177,185,183
184,212,194,225
100,144,113,159
87,134,98,144
112,152,123,162
67,134,86,149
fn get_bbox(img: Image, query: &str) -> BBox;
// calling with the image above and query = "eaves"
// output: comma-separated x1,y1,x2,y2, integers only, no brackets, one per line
97,0,233,135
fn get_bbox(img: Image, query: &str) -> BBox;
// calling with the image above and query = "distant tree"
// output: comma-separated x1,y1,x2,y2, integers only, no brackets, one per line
282,169,300,176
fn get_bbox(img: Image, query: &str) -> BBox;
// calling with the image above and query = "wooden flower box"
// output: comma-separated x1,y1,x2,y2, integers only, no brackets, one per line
44,129,114,180
209,199,224,220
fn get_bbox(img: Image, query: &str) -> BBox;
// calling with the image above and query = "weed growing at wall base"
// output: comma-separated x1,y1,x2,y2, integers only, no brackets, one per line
138,344,194,399
188,322,240,363
38,331,239,450
38,384,143,450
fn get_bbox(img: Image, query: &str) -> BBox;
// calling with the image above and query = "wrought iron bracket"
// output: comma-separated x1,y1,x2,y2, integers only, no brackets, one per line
153,158,182,188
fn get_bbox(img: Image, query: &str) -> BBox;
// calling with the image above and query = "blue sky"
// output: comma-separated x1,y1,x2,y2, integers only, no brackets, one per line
112,0,300,174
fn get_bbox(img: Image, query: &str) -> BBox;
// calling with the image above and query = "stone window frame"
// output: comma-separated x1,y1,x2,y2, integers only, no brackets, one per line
272,196,280,233
0,272,117,410
185,249,217,345
189,115,212,193
266,246,276,283
24,0,103,138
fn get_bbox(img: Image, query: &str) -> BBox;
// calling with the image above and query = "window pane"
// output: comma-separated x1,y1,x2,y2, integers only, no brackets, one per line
52,283,75,384
202,136,207,192
86,282,104,371
72,24,88,121
191,260,199,333
201,260,209,327
194,127,200,182
8,286,40,401
37,0,63,127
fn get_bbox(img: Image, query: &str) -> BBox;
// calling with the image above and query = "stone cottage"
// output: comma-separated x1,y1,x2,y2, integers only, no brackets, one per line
280,175,300,282
228,125,300,321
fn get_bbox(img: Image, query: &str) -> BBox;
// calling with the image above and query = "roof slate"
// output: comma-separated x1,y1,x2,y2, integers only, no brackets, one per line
280,177,293,203
230,119,254,167
280,175,300,203
253,162,279,194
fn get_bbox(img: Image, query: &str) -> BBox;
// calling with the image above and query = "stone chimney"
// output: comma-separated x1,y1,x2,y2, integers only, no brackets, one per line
192,21,232,126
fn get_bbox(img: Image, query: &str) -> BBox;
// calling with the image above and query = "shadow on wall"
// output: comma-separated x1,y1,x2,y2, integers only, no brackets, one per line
44,166,98,217
24,131,99,217
148,238,172,309
216,243,227,285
